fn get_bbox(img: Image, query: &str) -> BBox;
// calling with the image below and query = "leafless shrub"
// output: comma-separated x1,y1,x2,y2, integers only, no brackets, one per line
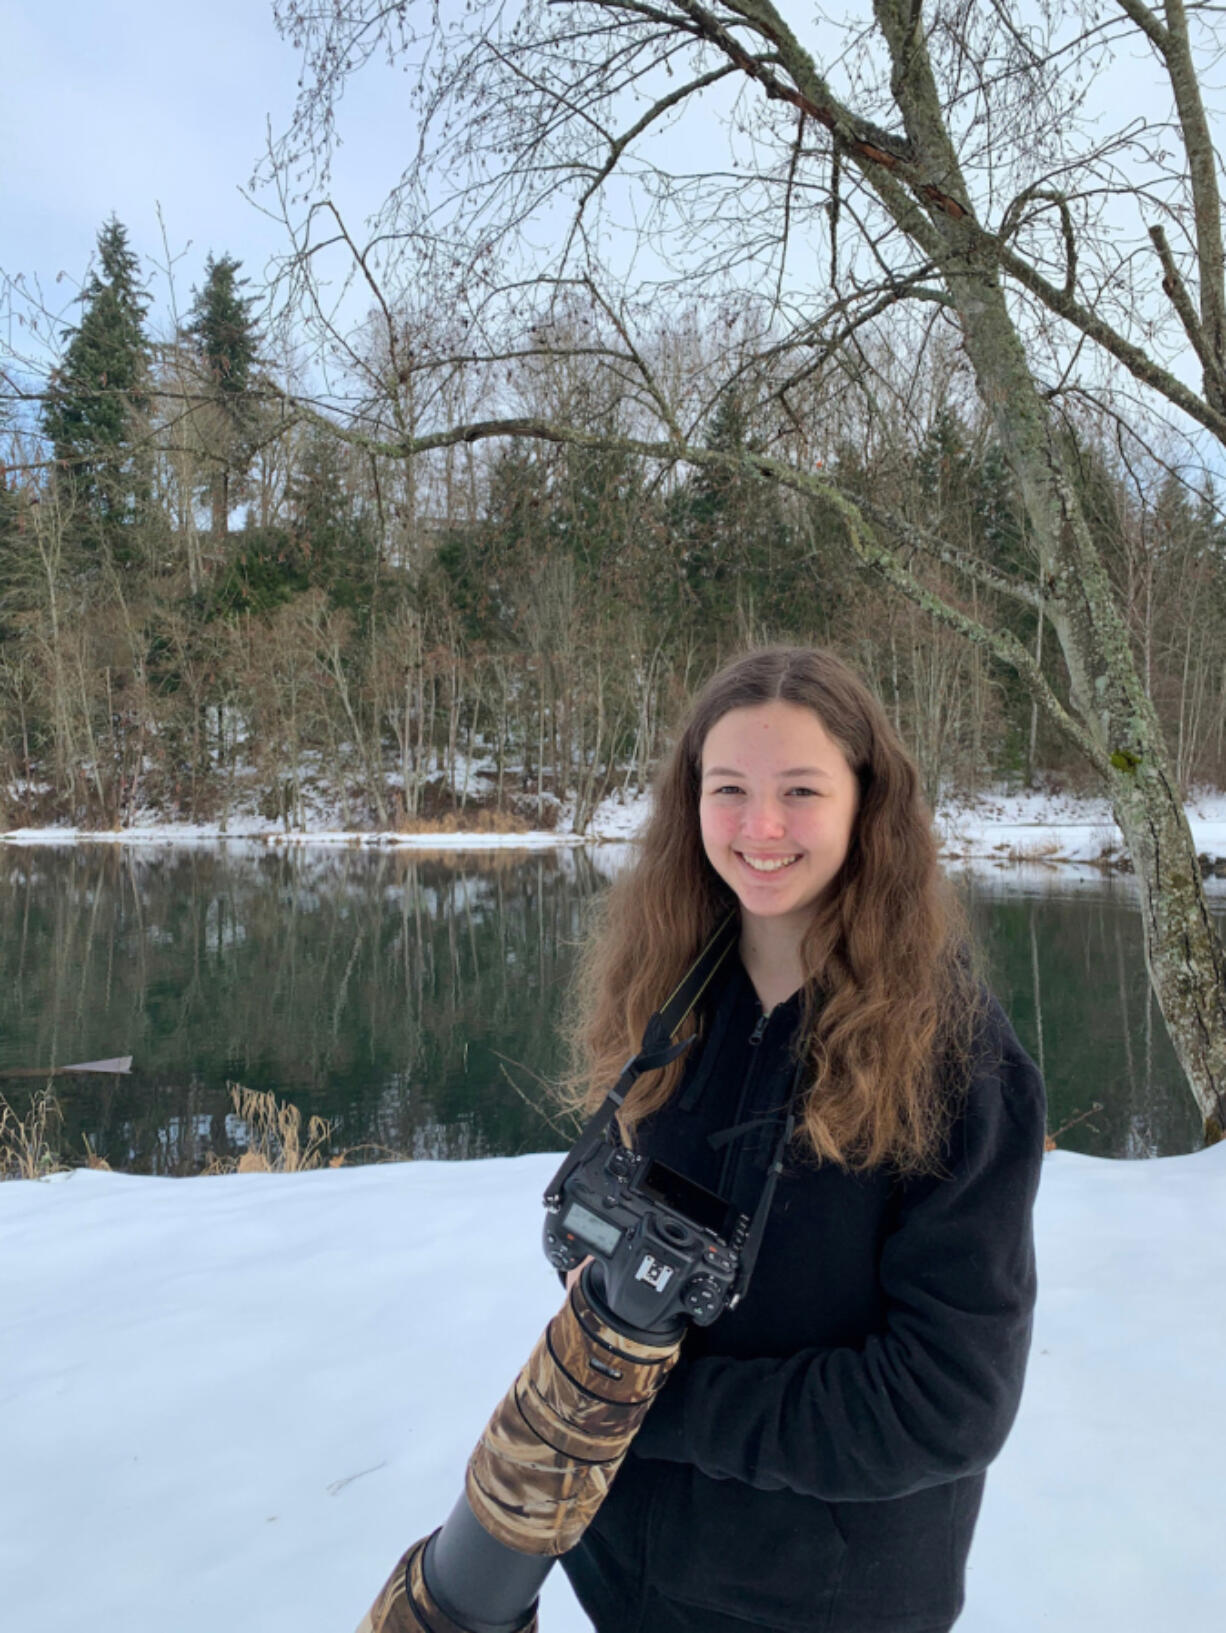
207,1083,333,1174
0,1087,65,1181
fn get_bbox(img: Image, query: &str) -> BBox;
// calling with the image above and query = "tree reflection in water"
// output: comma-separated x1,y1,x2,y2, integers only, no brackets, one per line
0,845,614,1173
0,848,1216,1170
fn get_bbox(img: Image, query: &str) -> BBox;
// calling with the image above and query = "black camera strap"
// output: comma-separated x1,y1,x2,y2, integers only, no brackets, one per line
727,1077,800,1309
543,912,740,1208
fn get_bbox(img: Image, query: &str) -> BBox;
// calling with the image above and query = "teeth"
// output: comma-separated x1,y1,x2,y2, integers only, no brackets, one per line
741,855,799,873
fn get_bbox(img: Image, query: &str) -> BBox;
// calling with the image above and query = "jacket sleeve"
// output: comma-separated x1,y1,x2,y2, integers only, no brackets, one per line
630,1001,1046,1502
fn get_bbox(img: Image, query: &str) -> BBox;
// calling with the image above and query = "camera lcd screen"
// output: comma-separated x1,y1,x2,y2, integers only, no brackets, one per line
639,1160,735,1240
561,1201,623,1256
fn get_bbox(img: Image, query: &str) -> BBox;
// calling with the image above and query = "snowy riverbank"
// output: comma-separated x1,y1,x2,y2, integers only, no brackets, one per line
2,1145,1223,1633
5,785,1226,870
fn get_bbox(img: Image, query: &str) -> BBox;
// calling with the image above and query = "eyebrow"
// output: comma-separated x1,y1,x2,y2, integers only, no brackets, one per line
702,766,835,779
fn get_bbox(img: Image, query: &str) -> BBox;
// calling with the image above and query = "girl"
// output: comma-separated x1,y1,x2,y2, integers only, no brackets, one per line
559,646,1046,1633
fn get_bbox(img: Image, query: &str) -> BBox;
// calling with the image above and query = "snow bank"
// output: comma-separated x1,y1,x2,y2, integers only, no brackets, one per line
2,1144,1223,1632
935,786,1226,871
5,785,1226,871
0,823,583,850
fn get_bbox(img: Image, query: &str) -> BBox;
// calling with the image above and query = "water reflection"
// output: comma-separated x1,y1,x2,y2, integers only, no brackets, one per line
0,846,612,1173
962,868,1217,1160
0,847,1219,1170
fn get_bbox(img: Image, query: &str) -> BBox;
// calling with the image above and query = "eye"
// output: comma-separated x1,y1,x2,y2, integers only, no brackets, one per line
786,785,821,798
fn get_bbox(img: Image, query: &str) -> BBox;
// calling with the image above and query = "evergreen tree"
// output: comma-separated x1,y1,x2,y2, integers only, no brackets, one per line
550,439,641,587
672,389,800,640
434,447,551,645
0,469,24,633
41,216,151,558
185,254,261,542
286,426,376,612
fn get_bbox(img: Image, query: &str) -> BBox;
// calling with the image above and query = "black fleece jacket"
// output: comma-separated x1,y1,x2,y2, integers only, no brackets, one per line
571,959,1046,1633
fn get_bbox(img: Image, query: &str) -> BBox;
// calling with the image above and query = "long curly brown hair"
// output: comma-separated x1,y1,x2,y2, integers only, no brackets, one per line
566,646,982,1174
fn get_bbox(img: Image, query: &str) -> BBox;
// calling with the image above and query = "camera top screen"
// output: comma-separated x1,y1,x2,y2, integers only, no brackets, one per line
638,1160,736,1240
561,1200,623,1256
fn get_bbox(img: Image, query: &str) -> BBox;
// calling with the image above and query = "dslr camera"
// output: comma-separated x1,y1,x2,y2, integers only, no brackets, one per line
543,1131,749,1334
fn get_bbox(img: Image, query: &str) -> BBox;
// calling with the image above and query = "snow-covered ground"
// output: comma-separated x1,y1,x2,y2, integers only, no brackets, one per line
2,1145,1222,1633
5,784,1226,868
935,786,1226,869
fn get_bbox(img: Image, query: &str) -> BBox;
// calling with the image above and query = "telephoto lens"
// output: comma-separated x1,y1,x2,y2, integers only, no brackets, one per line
354,1271,683,1633
355,918,752,1633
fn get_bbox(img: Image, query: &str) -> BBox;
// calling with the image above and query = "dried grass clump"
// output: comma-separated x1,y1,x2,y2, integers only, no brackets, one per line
0,1087,66,1180
396,805,532,836
211,1085,333,1174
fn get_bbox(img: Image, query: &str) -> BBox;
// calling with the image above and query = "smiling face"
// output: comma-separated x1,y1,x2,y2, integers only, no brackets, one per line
699,700,859,937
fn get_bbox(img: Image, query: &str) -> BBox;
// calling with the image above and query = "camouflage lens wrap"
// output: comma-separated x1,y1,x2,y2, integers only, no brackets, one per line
464,1281,683,1556
354,1533,539,1633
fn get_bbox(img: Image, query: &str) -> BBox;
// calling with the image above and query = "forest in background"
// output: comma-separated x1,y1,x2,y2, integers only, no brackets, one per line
3,216,1226,833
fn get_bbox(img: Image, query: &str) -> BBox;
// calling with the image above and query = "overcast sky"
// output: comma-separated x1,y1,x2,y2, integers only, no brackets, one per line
2,0,408,340
4,1,1180,297
2,0,1213,455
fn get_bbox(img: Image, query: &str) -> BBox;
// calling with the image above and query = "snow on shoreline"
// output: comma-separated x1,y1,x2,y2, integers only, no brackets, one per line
2,1144,1223,1633
936,786,1226,870
4,785,1226,871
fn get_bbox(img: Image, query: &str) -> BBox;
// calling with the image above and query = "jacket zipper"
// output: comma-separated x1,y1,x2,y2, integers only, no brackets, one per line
718,1006,771,1198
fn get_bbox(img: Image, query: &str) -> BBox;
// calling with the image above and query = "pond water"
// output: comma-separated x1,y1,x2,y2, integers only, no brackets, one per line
0,845,1217,1171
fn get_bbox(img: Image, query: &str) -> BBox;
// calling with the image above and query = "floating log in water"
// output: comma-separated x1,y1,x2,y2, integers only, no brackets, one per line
0,1055,133,1081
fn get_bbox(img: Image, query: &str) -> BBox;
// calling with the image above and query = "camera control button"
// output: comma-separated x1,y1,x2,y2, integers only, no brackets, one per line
681,1274,721,1317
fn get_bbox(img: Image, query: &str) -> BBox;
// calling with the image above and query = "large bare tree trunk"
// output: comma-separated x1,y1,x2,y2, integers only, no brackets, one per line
266,0,1226,1140
864,0,1226,1137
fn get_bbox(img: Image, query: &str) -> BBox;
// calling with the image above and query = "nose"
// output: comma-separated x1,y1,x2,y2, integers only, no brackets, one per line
741,794,787,839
